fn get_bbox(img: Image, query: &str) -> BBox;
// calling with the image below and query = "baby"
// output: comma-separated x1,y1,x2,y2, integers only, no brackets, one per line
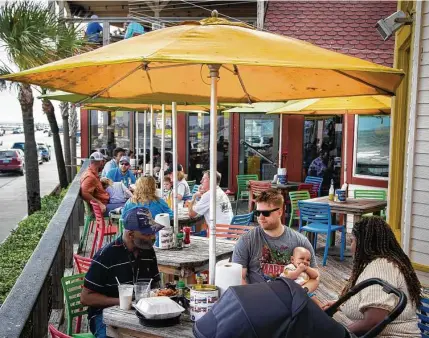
101,177,132,205
281,247,319,286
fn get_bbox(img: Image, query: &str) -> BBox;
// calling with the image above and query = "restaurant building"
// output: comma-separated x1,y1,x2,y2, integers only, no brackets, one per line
77,1,397,197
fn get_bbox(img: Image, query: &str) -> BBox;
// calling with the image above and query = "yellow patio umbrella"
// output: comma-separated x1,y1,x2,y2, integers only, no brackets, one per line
2,13,404,284
267,95,391,176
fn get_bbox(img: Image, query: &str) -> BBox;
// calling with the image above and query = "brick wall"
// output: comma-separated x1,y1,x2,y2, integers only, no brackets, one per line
265,0,396,66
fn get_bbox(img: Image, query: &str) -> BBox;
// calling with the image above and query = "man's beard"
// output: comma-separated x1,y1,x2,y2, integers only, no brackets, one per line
133,238,154,250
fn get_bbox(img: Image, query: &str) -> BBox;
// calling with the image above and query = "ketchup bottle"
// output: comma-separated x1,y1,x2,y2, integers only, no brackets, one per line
183,227,191,247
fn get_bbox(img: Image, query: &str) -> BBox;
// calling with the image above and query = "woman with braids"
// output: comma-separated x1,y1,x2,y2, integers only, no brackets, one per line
325,216,421,337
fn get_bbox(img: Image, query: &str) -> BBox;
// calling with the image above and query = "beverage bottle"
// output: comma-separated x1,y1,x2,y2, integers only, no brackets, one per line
329,179,335,201
176,232,184,249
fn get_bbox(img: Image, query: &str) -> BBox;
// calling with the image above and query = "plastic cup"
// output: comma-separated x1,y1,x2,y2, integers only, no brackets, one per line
118,284,134,310
134,282,151,301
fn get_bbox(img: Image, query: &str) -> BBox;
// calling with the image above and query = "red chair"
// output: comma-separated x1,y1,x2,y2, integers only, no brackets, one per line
49,325,72,338
298,183,317,198
73,254,92,274
248,180,272,212
89,201,118,258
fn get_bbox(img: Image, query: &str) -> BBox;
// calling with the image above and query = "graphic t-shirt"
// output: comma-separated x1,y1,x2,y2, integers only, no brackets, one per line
232,226,317,284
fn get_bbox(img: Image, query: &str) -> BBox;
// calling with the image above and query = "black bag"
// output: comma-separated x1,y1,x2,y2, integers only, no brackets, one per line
193,278,347,338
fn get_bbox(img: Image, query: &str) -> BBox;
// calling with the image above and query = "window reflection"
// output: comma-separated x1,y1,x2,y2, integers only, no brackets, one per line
89,110,131,157
187,112,230,187
355,116,390,178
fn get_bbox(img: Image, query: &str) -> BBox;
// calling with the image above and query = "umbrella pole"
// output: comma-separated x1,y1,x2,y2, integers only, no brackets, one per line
150,105,154,176
172,102,179,236
278,114,283,168
143,110,147,172
160,104,166,195
208,64,220,285
135,112,139,167
344,112,348,179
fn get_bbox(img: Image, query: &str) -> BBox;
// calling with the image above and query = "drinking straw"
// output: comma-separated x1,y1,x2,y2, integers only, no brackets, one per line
115,277,121,286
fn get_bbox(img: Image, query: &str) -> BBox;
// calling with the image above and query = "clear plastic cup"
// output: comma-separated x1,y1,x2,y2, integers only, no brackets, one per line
118,284,134,310
134,282,151,301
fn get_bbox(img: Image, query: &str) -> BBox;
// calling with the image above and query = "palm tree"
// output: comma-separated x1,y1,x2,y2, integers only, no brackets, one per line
61,101,72,182
0,1,89,211
69,104,78,178
41,14,89,188
0,1,60,214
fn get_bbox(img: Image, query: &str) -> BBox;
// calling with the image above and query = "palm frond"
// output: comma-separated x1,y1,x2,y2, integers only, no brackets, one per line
0,62,19,92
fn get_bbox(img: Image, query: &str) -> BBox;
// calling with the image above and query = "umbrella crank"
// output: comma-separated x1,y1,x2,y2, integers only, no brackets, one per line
208,64,220,285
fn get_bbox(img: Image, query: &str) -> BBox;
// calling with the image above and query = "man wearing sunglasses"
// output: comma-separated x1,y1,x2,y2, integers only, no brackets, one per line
105,156,136,188
232,189,319,293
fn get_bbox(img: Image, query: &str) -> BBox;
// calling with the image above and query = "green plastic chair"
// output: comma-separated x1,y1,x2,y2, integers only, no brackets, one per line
187,180,196,192
78,201,95,254
235,174,259,214
288,190,310,228
354,189,387,218
61,274,95,338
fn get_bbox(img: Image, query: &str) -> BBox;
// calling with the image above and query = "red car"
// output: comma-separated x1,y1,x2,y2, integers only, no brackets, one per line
0,149,25,175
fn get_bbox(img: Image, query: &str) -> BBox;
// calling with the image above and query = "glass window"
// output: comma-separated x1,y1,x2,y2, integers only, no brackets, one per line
187,112,230,187
303,116,343,191
137,110,172,166
89,110,131,157
354,115,390,178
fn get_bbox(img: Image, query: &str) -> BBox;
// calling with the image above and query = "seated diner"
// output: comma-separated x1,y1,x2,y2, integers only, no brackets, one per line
81,206,163,338
122,175,173,220
106,156,136,188
324,216,421,338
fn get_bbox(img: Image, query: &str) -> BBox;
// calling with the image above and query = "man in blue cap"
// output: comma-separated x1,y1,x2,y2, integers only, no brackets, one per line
81,207,163,338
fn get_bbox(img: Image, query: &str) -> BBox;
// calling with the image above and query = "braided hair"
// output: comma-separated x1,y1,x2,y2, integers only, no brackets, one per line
342,216,421,306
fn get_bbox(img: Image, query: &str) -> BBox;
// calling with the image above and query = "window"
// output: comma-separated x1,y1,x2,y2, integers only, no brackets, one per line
354,115,390,178
187,112,230,187
89,110,131,157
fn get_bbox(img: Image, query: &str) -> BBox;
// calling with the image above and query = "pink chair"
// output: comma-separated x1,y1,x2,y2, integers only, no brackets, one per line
49,325,72,338
73,254,92,274
89,201,118,258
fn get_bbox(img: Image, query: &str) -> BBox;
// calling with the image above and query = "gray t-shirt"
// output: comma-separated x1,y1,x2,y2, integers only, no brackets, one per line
232,226,317,284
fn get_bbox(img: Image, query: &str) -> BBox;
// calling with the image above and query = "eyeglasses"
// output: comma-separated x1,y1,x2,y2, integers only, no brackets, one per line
120,163,130,167
254,208,280,217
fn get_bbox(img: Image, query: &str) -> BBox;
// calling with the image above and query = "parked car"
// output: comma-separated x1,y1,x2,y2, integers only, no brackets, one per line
12,128,22,134
38,145,50,162
43,128,49,133
0,149,25,175
38,149,43,165
0,129,5,136
11,142,25,151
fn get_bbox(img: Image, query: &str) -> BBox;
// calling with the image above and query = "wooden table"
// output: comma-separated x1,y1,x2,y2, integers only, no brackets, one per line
305,196,387,256
104,306,194,338
308,196,387,223
154,236,235,282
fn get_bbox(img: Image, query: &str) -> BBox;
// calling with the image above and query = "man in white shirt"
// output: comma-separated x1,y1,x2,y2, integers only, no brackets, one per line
188,170,233,225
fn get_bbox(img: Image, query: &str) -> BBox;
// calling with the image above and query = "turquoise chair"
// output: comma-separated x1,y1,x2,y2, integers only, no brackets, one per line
418,296,429,338
304,176,323,196
231,212,254,225
298,201,346,266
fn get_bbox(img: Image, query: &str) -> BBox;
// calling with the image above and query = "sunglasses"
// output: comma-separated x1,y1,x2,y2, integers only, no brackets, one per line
254,208,280,217
120,162,130,167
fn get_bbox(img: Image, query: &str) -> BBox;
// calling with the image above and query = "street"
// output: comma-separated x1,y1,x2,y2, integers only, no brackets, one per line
0,130,60,242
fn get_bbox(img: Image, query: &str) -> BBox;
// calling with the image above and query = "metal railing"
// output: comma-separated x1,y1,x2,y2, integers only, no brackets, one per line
0,160,89,338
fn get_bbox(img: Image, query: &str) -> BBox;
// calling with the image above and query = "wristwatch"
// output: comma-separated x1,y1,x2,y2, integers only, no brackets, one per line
303,287,309,293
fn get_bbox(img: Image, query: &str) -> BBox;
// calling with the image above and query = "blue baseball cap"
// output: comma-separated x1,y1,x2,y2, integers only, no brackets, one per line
123,207,164,235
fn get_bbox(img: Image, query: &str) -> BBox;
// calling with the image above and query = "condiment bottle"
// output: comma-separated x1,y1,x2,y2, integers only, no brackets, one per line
196,274,203,286
176,232,184,249
329,179,335,201
176,280,188,310
183,227,191,247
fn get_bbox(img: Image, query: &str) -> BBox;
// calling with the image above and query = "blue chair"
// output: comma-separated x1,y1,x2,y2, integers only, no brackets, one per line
298,201,346,266
191,184,200,195
418,296,429,338
304,176,323,197
231,212,254,225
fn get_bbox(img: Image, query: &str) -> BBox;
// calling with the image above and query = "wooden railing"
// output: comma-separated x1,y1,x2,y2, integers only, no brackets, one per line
0,160,89,338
